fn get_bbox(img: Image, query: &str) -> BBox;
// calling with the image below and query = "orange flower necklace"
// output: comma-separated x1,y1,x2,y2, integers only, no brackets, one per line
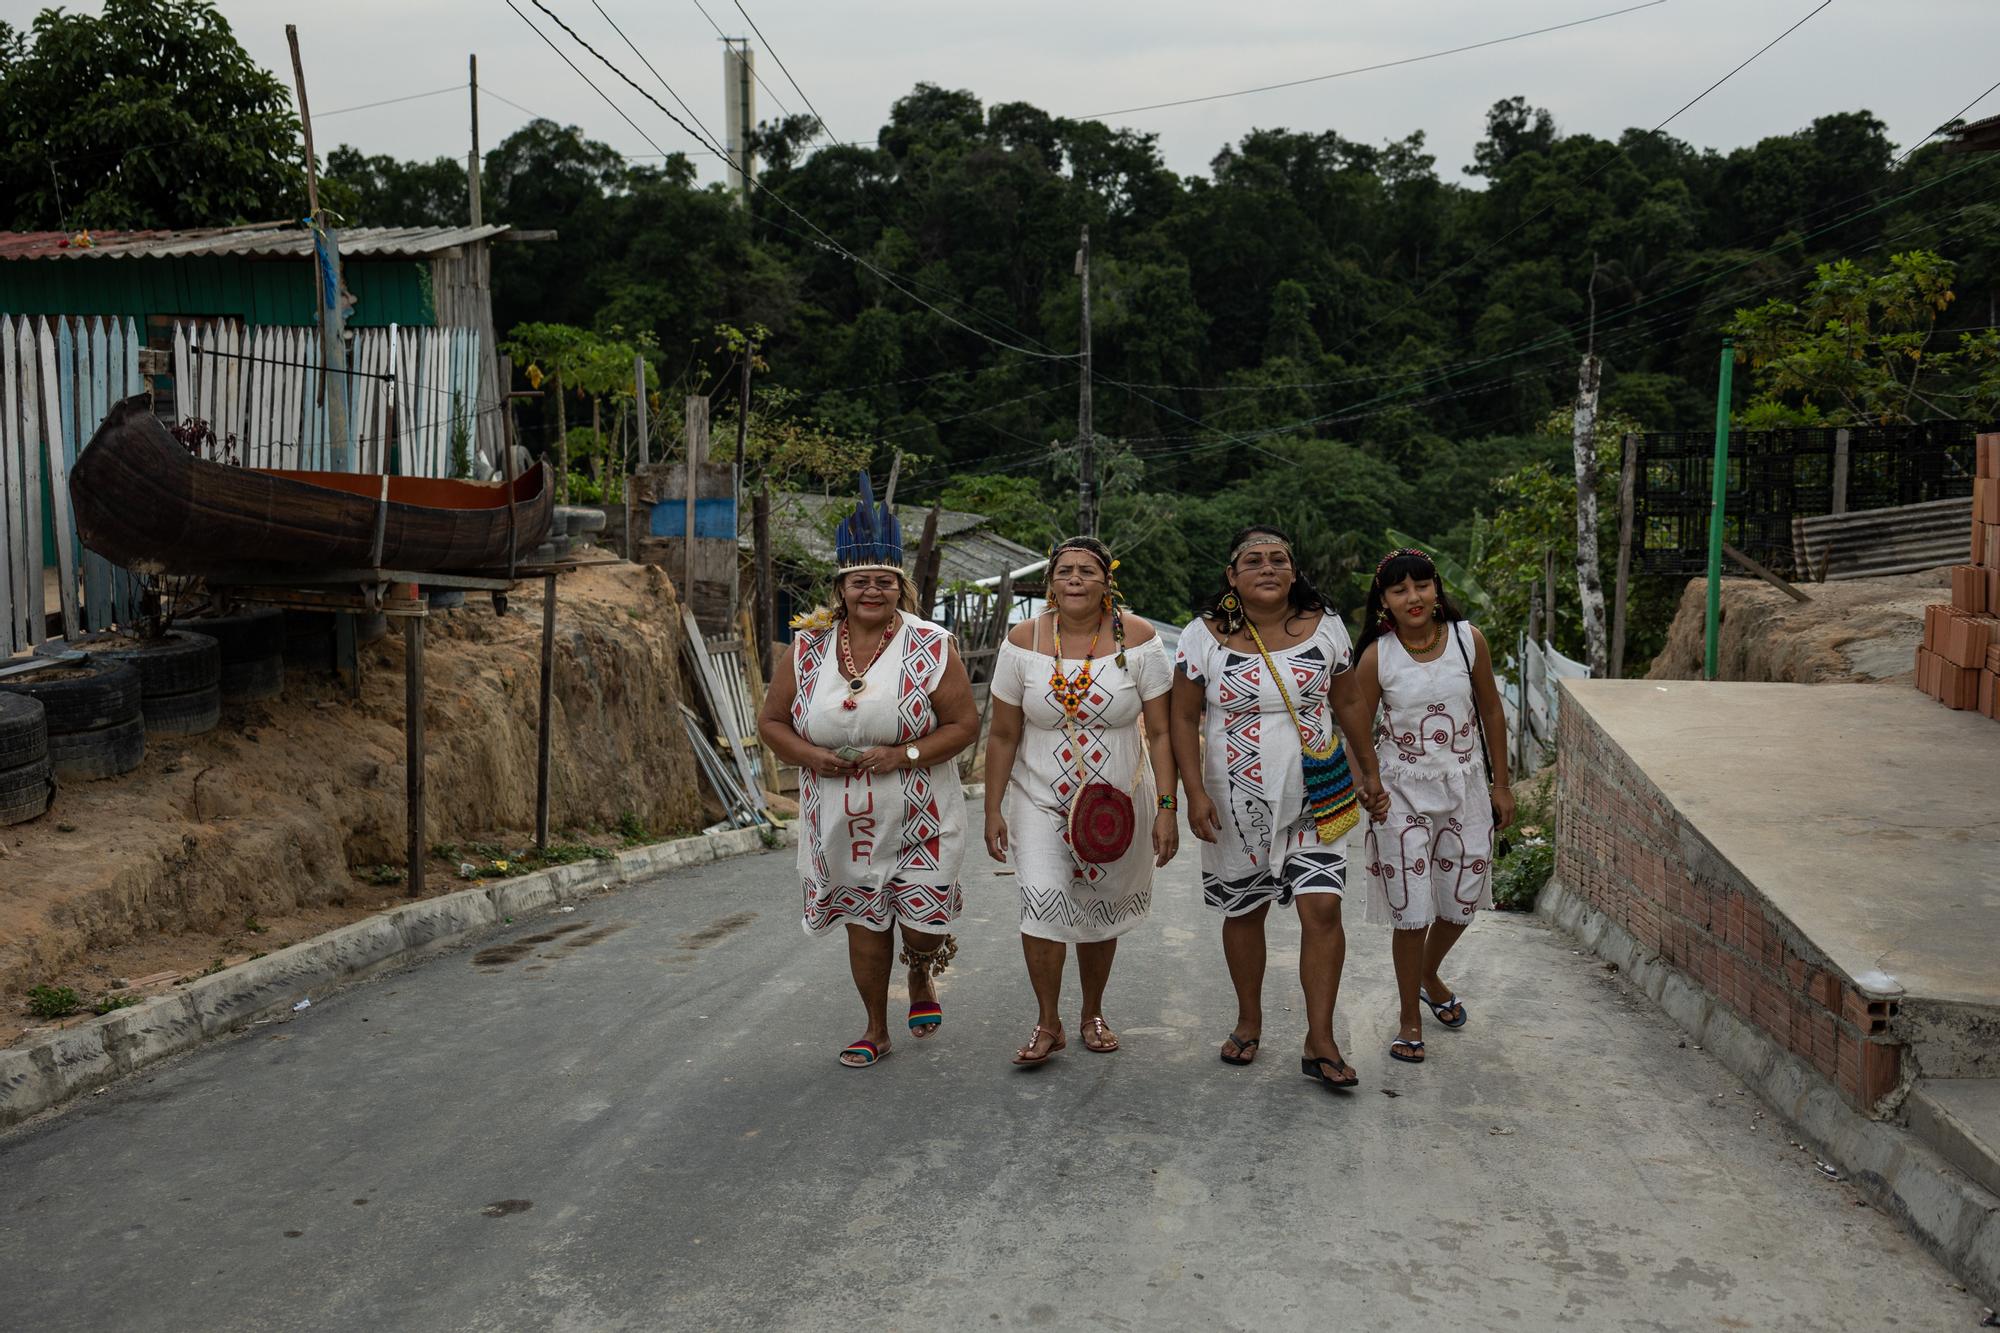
1048,612,1105,717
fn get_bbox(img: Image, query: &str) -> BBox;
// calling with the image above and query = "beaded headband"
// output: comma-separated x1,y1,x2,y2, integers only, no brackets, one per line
1373,547,1435,580
1229,533,1293,566
1047,538,1115,578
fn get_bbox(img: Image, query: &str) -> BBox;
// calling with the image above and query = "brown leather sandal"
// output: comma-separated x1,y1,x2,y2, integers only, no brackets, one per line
1080,1015,1120,1053
1012,1022,1066,1066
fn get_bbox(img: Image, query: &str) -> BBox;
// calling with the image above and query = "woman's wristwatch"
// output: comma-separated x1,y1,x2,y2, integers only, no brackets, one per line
904,744,922,767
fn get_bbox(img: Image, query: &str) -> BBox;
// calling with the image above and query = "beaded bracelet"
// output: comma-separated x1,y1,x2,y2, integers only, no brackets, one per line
1157,794,1178,810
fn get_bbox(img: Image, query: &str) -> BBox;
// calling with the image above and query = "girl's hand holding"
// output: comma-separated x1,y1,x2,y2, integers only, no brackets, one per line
1491,784,1516,832
1361,775,1390,823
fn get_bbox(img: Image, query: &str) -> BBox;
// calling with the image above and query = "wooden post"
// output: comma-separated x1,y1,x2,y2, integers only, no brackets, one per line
630,353,649,564
753,482,773,680
1570,352,1607,676
285,26,349,470
404,615,426,897
499,353,518,581
1612,431,1637,678
683,395,707,615
535,572,557,850
914,501,942,617
467,53,483,227
1831,427,1851,515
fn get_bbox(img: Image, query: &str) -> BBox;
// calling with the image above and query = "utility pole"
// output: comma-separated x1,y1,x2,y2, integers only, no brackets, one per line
468,54,483,227
1571,351,1607,677
1703,338,1735,681
721,38,756,208
285,25,351,470
1075,224,1096,538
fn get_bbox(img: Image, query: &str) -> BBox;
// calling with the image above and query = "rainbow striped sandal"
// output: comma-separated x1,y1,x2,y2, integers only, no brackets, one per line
838,1038,888,1068
908,1000,943,1038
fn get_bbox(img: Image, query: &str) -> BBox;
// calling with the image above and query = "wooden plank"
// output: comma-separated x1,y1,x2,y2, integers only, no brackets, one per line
172,321,191,427
19,318,46,640
1722,541,1812,602
222,320,243,451
37,319,80,639
82,318,115,629
282,328,304,469
0,318,15,655
245,327,265,468
680,606,770,820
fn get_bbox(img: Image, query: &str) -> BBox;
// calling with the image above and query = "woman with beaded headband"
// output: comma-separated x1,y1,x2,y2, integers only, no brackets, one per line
1169,525,1382,1092
984,535,1178,1065
1351,546,1514,1067
757,471,979,1068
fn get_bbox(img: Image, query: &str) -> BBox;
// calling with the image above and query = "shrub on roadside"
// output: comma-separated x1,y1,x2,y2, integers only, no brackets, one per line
27,984,80,1019
1492,768,1557,911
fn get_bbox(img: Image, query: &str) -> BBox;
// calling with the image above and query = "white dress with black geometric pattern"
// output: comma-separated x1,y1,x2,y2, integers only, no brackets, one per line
792,612,968,936
990,633,1172,943
1176,615,1355,916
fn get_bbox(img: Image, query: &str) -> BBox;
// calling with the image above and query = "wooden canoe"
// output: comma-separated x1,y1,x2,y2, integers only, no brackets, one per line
70,394,554,576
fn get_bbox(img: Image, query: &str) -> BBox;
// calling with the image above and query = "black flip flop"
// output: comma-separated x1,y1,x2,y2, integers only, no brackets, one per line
1301,1055,1360,1089
1219,1033,1260,1066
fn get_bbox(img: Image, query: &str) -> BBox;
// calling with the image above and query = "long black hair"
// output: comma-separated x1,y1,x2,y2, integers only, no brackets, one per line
1197,524,1328,631
1355,547,1466,655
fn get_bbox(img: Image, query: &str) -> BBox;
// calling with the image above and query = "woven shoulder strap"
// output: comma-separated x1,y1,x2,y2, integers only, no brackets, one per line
1244,620,1337,761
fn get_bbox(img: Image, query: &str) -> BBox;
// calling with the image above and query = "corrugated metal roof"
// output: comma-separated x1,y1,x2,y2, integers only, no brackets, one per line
0,224,516,262
748,489,1040,585
1793,497,1973,580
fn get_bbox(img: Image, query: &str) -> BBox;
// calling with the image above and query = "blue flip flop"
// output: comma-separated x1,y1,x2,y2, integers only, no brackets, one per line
1420,987,1468,1029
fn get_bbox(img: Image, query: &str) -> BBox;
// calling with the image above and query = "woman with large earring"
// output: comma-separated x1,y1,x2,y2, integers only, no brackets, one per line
984,536,1178,1065
757,471,979,1068
1169,526,1381,1092
1352,547,1513,1067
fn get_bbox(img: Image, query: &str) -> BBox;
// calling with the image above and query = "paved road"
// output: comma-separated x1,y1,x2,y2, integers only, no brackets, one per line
0,813,1980,1331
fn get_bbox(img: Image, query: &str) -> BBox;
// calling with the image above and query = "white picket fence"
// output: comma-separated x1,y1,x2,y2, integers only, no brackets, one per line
1,314,148,655
2,313,488,658
172,320,485,478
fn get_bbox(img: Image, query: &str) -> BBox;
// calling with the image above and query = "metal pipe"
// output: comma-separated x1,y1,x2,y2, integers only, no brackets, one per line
1704,337,1734,681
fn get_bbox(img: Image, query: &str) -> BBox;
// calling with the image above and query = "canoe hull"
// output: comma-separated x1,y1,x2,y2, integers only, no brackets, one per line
71,395,554,575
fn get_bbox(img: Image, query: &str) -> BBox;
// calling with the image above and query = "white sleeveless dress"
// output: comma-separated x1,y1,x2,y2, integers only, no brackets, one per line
1176,615,1354,915
791,612,968,935
990,632,1172,942
1361,621,1495,929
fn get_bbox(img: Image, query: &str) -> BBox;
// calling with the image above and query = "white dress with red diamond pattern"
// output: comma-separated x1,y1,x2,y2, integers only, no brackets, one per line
792,612,967,936
990,629,1171,943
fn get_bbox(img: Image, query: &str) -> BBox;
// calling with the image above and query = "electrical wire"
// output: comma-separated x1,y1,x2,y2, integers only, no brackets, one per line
728,0,836,142
1894,76,2000,168
687,0,796,119
1081,1,1666,120
319,84,467,119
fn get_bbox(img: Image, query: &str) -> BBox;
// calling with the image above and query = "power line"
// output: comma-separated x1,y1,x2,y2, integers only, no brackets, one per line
319,84,466,119
686,0,796,119
728,0,836,141
1318,0,1833,372
511,1,1080,362
588,0,731,160
1080,1,1665,119
1894,76,2000,168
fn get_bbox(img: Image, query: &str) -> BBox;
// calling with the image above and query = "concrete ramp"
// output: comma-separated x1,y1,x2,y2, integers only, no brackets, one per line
1554,680,2000,1106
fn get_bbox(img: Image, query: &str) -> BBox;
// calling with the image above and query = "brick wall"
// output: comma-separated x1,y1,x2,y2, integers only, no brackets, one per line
1555,700,1903,1112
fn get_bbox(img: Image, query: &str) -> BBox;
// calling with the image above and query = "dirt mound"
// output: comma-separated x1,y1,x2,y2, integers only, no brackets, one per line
1647,568,1944,684
0,561,706,1030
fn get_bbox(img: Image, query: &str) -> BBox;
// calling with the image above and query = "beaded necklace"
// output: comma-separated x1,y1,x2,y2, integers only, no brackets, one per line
836,618,894,710
1047,612,1105,717
1396,618,1444,656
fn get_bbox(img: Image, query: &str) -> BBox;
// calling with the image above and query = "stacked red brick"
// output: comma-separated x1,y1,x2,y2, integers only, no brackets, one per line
1915,434,2000,718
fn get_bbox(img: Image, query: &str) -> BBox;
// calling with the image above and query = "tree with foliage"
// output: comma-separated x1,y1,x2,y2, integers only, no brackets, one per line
1726,249,2000,426
0,0,299,229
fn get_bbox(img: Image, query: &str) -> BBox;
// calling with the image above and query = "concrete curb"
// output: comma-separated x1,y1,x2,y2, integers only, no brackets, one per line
1538,877,2000,1305
0,823,793,1130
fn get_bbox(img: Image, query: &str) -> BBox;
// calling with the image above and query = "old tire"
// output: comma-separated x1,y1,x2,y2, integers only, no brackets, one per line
187,609,284,663
144,684,221,736
41,630,220,697
0,659,143,732
0,754,55,825
0,693,48,769
220,654,285,702
49,714,145,781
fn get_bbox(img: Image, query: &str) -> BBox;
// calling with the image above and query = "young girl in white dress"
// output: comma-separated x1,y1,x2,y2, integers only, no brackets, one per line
1351,547,1515,1067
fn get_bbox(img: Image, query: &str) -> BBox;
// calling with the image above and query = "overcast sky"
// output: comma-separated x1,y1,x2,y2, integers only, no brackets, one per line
25,1,2000,188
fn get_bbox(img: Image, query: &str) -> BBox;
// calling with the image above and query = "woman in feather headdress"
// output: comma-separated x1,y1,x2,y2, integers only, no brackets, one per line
757,471,979,1068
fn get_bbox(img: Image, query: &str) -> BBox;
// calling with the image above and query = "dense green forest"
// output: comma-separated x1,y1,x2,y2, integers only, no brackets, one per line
9,0,2000,667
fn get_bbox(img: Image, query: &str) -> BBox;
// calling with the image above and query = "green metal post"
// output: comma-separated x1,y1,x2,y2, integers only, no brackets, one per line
1703,337,1734,680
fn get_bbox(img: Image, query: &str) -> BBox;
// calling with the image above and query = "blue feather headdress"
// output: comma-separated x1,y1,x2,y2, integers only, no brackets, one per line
834,469,903,573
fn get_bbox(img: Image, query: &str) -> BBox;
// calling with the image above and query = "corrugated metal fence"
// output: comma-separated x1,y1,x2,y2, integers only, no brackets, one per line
2,314,487,658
